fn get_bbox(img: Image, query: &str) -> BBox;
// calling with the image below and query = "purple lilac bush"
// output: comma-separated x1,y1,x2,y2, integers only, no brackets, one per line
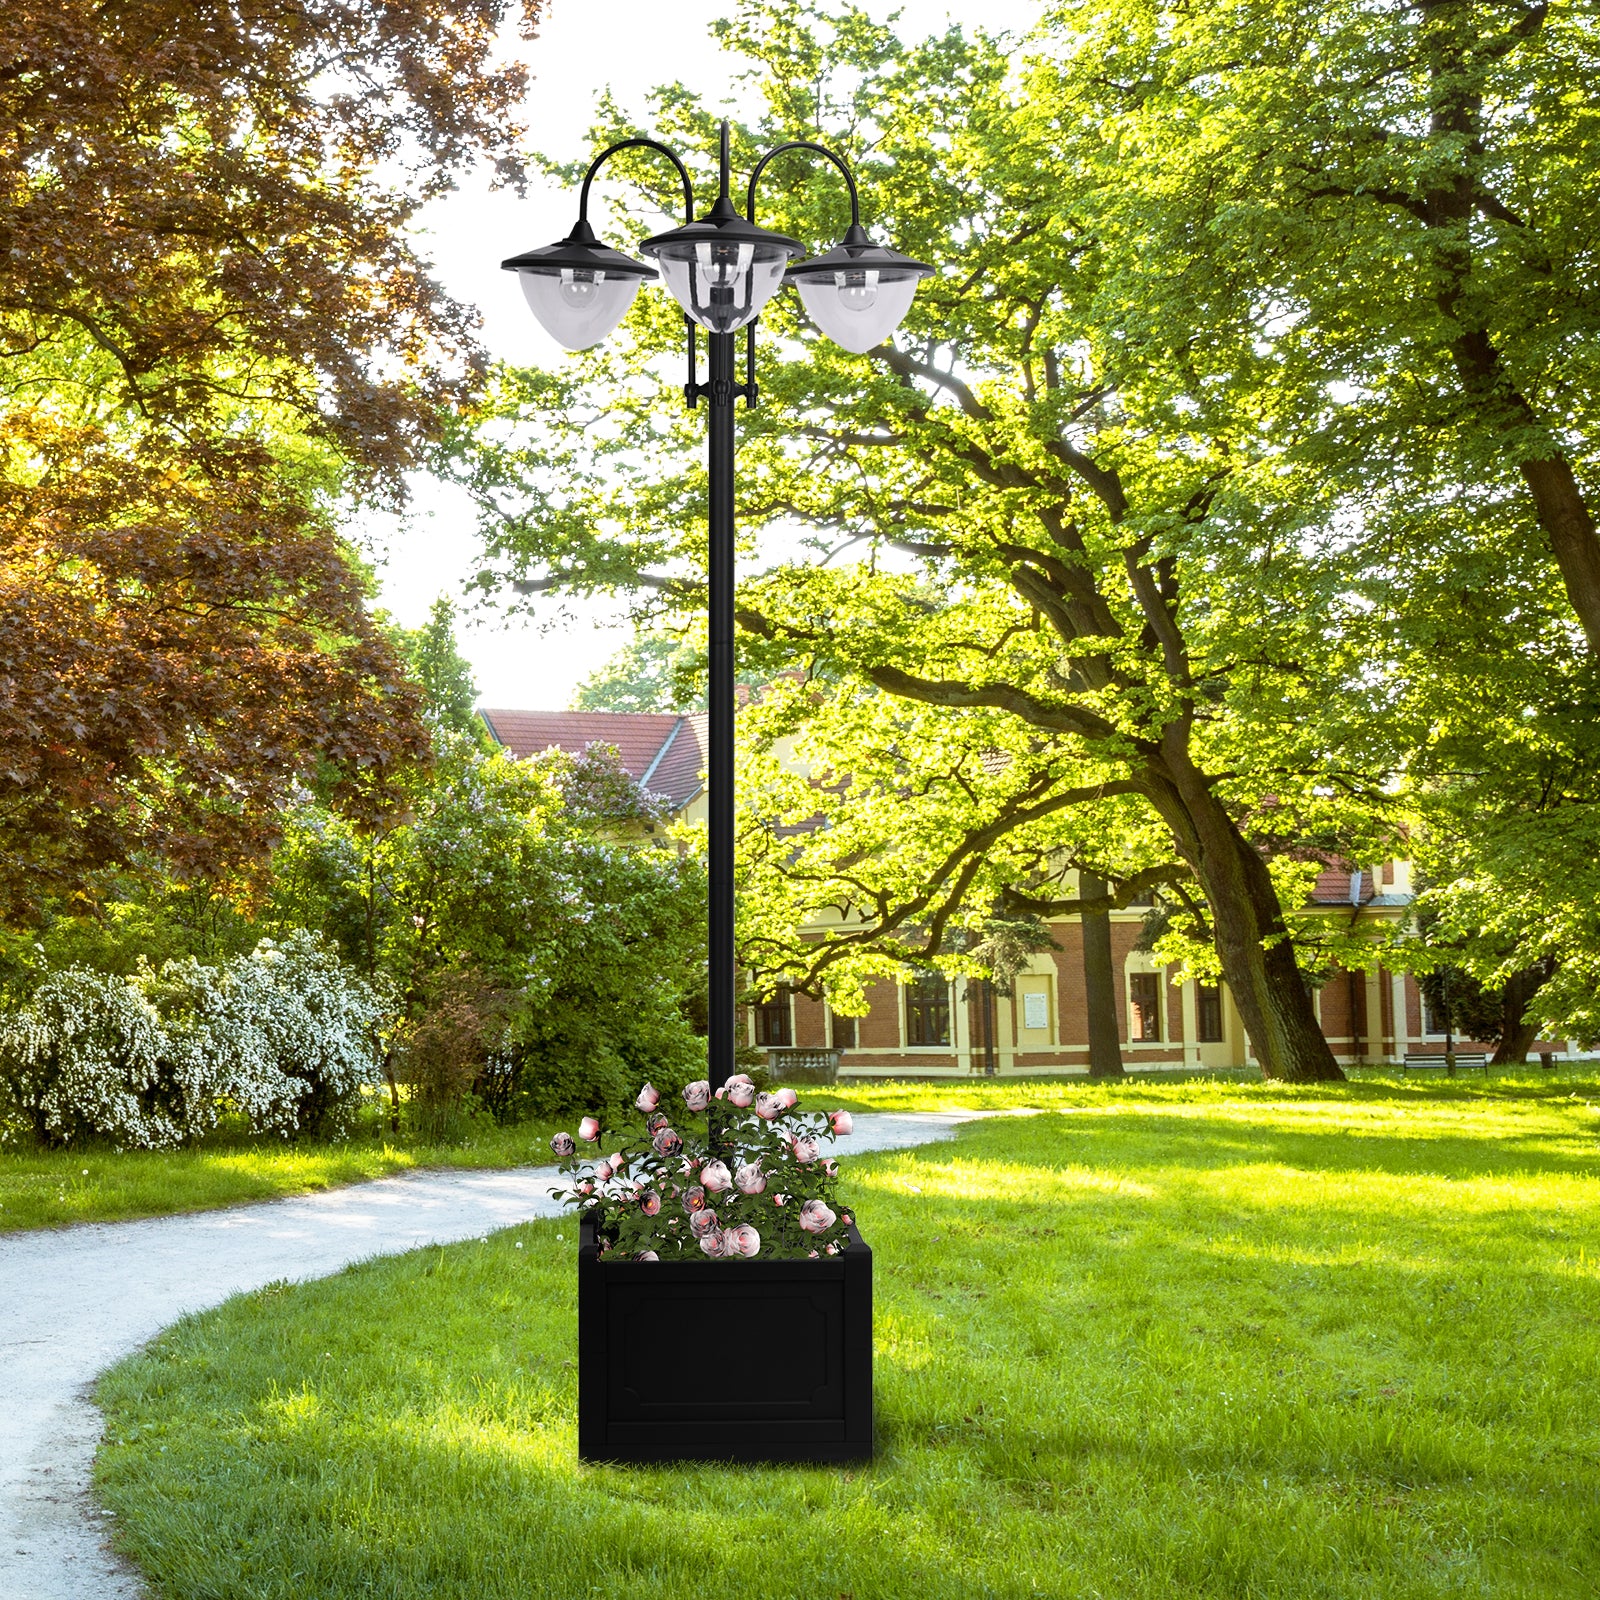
548,1074,855,1260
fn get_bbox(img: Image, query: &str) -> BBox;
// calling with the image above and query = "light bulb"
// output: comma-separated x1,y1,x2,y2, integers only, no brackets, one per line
560,268,601,306
837,268,879,310
695,241,755,285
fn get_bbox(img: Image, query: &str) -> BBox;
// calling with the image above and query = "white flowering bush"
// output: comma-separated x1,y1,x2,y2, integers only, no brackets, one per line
549,1076,857,1261
0,931,384,1148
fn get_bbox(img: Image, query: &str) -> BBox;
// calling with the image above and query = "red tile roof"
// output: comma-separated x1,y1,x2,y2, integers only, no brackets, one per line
478,709,706,812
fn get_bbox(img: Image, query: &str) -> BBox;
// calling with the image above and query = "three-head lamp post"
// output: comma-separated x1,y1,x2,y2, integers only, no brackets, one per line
502,122,931,1093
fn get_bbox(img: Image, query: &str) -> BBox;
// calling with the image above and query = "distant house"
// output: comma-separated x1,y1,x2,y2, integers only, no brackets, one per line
481,706,1575,1074
478,708,709,832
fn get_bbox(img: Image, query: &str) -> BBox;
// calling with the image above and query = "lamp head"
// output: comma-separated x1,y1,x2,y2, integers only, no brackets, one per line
640,195,803,334
785,223,933,353
501,219,656,350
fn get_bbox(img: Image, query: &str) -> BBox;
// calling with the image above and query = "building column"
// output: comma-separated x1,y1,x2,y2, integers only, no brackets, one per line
1365,968,1386,1064
1391,971,1410,1060
954,978,974,1074
996,991,1016,1075
1180,981,1200,1068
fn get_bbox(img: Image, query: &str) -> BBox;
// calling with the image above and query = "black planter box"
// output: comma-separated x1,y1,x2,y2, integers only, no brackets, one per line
576,1211,873,1463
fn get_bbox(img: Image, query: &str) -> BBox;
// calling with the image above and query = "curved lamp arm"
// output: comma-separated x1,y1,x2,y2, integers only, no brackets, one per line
745,139,860,229
579,137,697,225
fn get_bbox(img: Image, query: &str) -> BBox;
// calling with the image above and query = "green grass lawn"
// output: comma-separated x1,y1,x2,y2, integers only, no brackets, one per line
95,1077,1600,1599
0,1117,565,1233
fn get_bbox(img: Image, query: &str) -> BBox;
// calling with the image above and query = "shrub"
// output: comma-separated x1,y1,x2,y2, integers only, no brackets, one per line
0,932,383,1148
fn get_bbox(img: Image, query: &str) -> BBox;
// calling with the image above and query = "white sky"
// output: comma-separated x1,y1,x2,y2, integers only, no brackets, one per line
366,0,1041,708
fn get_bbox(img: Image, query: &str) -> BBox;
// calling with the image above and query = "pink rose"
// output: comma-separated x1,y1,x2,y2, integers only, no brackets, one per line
842,1213,853,1225
637,1250,660,1262
636,1083,660,1113
774,1087,799,1110
821,1158,838,1177
726,1223,761,1257
726,1080,755,1108
799,1199,836,1234
825,1243,839,1255
592,1158,614,1182
700,1159,732,1193
683,1185,706,1213
575,1180,594,1196
728,1072,754,1088
754,1092,781,1120
550,1132,576,1157
577,1115,600,1143
808,1249,820,1258
607,1152,625,1174
698,1229,725,1257
829,1110,853,1135
651,1126,682,1157
791,1136,821,1165
640,1190,662,1217
682,1080,712,1112
773,1193,787,1206
734,1161,766,1195
646,1111,669,1134
690,1209,719,1238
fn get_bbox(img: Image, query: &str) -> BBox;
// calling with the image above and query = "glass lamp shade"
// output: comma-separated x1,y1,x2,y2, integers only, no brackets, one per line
641,196,803,334
786,224,933,353
501,220,656,351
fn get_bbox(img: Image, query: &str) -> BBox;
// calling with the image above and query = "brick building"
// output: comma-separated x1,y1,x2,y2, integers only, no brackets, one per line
483,707,1574,1075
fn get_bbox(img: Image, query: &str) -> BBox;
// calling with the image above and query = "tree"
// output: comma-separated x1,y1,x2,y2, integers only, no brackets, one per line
267,734,709,1120
0,0,542,915
388,597,486,739
573,631,705,712
448,1,1450,1079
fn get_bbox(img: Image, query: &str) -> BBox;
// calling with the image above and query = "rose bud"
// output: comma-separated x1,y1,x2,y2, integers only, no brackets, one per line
728,1072,754,1088
637,1250,660,1262
682,1080,712,1112
700,1159,732,1193
698,1230,725,1258
592,1158,614,1182
607,1152,624,1174
829,1110,854,1136
799,1199,837,1234
775,1087,799,1110
808,1249,820,1259
842,1213,853,1225
577,1116,601,1143
773,1193,787,1206
734,1161,766,1195
690,1208,719,1237
640,1190,662,1217
791,1136,821,1165
727,1223,761,1258
683,1185,707,1213
550,1132,576,1157
825,1242,839,1255
575,1180,594,1196
646,1111,669,1134
651,1126,683,1157
636,1083,661,1113
821,1158,838,1177
754,1091,781,1120
726,1080,755,1108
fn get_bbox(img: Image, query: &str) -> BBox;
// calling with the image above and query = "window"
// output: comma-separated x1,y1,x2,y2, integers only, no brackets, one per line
1129,972,1163,1041
1197,983,1224,1043
754,987,792,1047
905,974,951,1046
830,1010,856,1050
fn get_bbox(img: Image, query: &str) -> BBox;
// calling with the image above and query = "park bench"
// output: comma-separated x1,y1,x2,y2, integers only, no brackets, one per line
1402,1051,1488,1075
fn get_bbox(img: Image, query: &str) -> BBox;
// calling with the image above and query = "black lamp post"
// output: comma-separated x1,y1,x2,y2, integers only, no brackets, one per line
502,121,931,1093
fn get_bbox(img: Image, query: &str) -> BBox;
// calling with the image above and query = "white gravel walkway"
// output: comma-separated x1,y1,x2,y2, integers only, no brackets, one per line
0,1110,980,1600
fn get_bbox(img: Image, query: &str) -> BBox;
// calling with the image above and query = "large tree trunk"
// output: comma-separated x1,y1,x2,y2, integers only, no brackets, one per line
1145,743,1344,1083
1489,962,1554,1067
1078,870,1124,1076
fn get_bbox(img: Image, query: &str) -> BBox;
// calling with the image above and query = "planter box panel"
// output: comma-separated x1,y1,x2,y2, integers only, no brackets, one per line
577,1214,873,1463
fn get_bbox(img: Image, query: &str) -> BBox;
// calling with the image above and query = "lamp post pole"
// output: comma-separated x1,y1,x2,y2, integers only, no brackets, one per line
501,120,931,1095
705,317,738,1090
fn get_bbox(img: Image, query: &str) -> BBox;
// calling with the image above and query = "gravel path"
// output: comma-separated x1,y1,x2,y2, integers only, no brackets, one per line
0,1110,980,1600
